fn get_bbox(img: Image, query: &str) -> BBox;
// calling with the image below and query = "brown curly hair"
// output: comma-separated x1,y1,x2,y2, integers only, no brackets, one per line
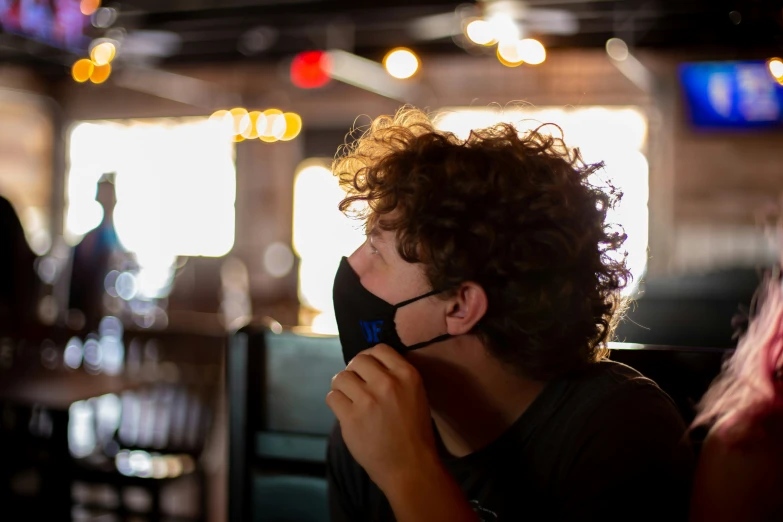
333,107,630,380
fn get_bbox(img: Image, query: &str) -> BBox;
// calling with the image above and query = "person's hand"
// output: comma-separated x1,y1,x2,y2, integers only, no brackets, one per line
326,343,439,492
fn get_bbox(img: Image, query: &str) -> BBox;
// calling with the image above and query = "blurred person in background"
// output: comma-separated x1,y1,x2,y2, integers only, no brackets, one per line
68,177,121,332
326,107,694,522
689,267,783,521
0,194,38,334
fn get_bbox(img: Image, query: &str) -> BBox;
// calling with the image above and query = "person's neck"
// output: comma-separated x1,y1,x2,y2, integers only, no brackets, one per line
410,336,546,459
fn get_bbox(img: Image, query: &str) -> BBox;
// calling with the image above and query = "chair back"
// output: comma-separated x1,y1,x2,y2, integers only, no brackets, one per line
228,326,343,522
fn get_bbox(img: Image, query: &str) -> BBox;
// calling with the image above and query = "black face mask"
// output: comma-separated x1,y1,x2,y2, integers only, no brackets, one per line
333,257,451,365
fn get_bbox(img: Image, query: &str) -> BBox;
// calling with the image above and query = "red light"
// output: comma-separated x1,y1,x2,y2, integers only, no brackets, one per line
290,51,331,89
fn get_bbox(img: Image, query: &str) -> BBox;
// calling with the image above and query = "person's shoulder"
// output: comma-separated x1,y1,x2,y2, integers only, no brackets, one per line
558,359,688,449
552,364,694,520
567,359,675,412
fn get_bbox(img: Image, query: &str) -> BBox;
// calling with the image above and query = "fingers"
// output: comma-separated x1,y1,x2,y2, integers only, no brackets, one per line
361,343,408,373
331,368,366,402
325,390,352,418
347,352,389,383
363,345,420,386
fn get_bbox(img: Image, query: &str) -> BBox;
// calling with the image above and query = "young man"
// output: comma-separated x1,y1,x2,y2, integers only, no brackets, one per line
326,107,693,521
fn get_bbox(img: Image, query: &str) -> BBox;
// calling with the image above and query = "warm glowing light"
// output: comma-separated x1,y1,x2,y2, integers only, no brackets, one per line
466,19,495,46
497,42,523,67
72,59,95,82
209,109,228,122
240,111,266,139
229,108,250,135
519,39,546,65
280,112,302,141
259,109,285,142
89,63,112,84
769,58,783,80
488,13,520,43
383,48,419,79
290,50,332,89
497,39,546,67
90,42,116,66
606,38,629,62
208,110,234,137
80,0,100,16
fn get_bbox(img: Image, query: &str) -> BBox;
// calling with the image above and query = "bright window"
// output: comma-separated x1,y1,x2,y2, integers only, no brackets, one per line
66,117,237,298
292,159,365,334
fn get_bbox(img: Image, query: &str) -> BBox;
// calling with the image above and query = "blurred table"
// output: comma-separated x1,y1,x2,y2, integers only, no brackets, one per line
0,369,138,521
0,371,134,409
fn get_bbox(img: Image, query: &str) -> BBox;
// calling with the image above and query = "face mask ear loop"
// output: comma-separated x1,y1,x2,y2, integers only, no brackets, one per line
401,334,452,352
393,289,444,310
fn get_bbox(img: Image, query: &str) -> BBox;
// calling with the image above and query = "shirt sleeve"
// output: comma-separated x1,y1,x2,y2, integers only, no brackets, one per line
557,386,696,522
326,420,368,522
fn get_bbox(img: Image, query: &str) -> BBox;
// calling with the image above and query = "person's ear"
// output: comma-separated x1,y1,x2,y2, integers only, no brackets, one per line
444,282,487,335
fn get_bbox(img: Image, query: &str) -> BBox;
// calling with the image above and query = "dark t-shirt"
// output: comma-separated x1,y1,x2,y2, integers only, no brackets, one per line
327,360,695,522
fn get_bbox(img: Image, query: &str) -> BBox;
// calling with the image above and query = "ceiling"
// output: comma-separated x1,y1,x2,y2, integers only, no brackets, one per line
2,0,783,74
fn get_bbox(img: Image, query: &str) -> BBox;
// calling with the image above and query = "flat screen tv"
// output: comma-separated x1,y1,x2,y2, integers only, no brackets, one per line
0,0,90,50
679,60,783,130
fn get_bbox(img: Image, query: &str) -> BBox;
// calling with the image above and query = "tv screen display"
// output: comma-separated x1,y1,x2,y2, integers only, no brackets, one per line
679,61,783,130
0,0,90,50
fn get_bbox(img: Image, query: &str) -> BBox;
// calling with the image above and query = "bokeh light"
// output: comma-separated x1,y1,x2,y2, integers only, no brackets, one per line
290,50,332,89
240,111,266,139
488,13,520,43
209,108,301,143
497,41,523,67
92,7,117,28
466,19,495,46
264,242,295,278
209,109,229,123
281,112,302,141
90,63,112,84
768,58,783,81
80,0,101,16
606,38,629,62
259,109,286,142
519,39,546,65
115,272,138,300
208,109,233,137
229,108,250,135
72,59,95,83
383,48,419,79
64,337,84,370
90,42,116,66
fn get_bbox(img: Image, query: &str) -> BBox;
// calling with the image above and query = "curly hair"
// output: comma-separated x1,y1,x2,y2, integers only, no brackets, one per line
333,107,631,380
